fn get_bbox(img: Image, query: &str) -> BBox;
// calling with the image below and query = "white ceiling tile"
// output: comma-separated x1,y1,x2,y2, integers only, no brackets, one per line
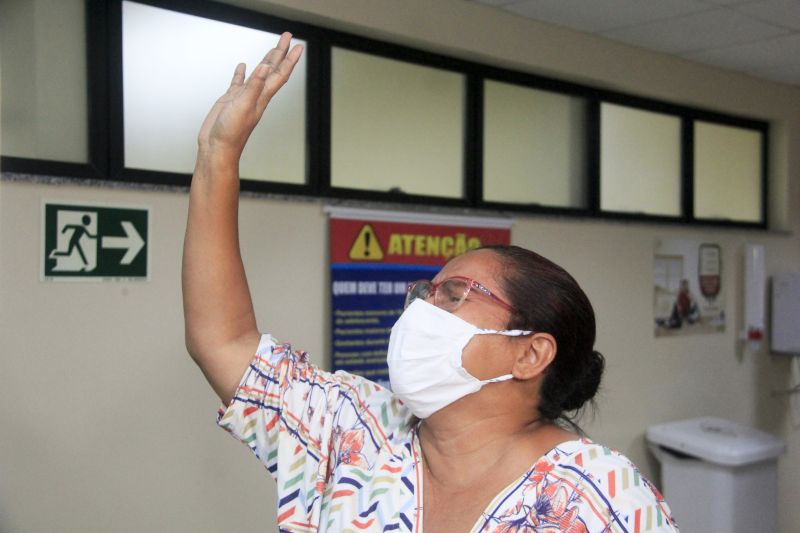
734,0,800,31
469,0,800,86
503,0,711,33
600,8,789,53
683,32,800,71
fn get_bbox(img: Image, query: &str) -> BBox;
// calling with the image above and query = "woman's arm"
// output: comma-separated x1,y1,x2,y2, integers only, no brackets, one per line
182,33,304,404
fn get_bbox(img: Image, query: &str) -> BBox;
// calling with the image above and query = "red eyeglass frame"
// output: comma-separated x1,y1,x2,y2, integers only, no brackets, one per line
406,275,514,311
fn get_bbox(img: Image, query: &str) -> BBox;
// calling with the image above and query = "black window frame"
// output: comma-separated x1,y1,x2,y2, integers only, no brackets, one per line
0,0,110,180
106,0,324,194
687,112,769,226
0,0,769,229
477,69,597,217
322,32,479,209
595,97,689,223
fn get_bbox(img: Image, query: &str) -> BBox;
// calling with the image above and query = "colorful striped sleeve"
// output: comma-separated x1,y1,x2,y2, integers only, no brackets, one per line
215,334,400,530
216,335,337,479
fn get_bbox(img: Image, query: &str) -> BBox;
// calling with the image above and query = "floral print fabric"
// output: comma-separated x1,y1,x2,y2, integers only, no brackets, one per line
478,441,677,532
217,334,679,532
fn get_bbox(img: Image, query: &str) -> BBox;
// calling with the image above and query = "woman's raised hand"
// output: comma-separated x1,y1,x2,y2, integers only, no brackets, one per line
197,32,304,162
184,33,303,404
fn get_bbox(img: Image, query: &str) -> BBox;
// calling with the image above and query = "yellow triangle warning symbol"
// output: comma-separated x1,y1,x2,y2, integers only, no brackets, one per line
348,224,384,261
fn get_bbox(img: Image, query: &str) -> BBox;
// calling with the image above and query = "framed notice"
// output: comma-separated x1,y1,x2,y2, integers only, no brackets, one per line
654,239,724,337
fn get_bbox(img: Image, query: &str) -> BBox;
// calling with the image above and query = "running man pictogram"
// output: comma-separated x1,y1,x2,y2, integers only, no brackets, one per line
48,211,98,272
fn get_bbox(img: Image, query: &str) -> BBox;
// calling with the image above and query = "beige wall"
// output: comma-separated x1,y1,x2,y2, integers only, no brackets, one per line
1,1,799,532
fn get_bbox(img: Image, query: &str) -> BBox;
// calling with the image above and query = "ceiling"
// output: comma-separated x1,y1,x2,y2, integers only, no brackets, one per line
468,0,800,87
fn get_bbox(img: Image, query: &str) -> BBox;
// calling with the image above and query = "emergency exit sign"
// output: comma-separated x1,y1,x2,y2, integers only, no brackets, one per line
42,202,149,280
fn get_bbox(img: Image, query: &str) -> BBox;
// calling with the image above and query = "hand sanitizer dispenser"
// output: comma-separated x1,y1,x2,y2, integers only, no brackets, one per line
771,272,800,355
743,244,766,350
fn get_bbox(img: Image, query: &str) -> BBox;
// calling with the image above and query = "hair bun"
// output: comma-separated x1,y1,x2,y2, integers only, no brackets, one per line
560,350,604,412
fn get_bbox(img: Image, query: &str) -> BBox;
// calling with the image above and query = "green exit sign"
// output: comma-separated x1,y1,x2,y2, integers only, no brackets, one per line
42,202,149,280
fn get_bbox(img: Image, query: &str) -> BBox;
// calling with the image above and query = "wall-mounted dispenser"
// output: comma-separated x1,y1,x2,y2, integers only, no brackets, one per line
742,244,766,350
770,274,800,426
771,272,800,355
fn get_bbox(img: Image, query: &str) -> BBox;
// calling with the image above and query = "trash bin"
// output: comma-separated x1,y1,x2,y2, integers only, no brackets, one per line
647,417,785,533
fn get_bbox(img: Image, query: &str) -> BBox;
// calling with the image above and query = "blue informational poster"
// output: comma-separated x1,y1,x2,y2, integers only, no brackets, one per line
331,264,438,386
329,212,511,385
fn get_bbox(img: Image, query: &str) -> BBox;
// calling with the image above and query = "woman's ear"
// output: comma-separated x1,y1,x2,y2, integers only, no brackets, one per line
511,333,556,381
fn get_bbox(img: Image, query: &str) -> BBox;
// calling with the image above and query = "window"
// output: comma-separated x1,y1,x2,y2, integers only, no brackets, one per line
1,0,769,229
483,80,587,208
600,103,682,217
694,121,763,223
122,0,307,184
330,48,465,198
0,0,88,164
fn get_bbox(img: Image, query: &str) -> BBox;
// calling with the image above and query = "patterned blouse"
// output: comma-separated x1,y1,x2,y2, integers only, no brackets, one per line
218,334,679,532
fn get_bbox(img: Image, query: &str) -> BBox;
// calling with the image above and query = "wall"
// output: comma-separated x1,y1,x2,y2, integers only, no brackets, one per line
1,0,799,532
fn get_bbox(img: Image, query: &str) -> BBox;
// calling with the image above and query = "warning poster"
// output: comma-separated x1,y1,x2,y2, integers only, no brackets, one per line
329,209,511,386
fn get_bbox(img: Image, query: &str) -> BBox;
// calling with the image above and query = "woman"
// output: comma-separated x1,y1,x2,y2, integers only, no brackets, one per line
183,33,679,532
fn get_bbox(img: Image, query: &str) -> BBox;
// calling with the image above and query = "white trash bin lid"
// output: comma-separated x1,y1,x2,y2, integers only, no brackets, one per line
646,416,785,466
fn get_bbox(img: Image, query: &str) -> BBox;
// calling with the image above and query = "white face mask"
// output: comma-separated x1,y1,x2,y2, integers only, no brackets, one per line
387,299,532,419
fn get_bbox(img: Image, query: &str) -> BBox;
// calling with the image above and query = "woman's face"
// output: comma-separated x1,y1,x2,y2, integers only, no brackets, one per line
432,249,519,380
431,249,512,329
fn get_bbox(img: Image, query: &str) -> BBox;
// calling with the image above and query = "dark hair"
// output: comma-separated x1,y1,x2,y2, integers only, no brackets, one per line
481,245,604,431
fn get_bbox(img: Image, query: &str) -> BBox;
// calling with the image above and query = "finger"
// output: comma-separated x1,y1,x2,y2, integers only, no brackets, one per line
257,43,303,109
241,62,270,103
219,63,246,99
242,32,292,93
260,32,292,70
229,63,246,88
261,49,283,71
270,43,303,87
282,43,303,73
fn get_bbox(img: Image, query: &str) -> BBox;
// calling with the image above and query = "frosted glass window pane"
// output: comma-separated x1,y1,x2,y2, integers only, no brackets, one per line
483,80,587,207
600,103,681,216
0,0,88,162
694,122,762,222
331,48,464,198
123,1,306,183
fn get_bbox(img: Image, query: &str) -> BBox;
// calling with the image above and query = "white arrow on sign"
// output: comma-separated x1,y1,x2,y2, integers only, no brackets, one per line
101,221,145,265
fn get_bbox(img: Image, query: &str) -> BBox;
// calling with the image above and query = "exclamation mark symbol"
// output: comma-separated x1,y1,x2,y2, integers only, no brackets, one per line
349,225,383,261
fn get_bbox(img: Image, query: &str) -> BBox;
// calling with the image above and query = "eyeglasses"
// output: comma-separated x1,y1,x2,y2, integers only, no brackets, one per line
404,276,513,312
